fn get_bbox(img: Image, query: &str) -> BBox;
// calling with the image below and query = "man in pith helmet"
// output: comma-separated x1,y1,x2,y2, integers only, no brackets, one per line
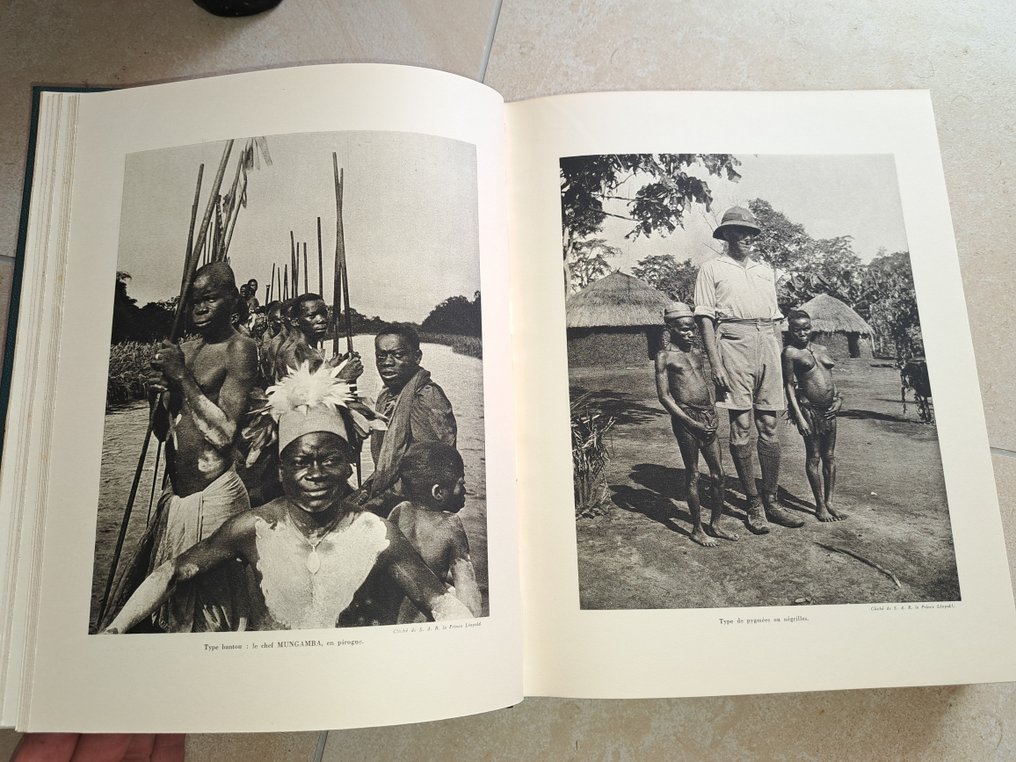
693,207,804,534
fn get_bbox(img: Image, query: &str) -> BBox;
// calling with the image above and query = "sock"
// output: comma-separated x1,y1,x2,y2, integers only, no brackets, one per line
757,438,781,496
729,441,757,497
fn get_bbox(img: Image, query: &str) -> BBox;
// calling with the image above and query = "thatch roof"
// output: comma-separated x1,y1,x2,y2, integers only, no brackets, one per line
798,293,874,336
566,272,672,328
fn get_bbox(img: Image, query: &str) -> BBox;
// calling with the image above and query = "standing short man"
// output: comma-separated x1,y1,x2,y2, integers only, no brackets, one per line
368,324,457,515
694,207,804,533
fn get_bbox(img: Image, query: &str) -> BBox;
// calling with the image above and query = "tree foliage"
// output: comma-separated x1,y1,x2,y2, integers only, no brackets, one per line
744,199,923,361
421,292,482,337
631,254,698,302
560,154,741,293
111,272,176,344
862,251,923,359
747,199,864,313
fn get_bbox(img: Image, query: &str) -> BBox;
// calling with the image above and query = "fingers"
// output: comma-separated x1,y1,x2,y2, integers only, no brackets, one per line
12,733,80,761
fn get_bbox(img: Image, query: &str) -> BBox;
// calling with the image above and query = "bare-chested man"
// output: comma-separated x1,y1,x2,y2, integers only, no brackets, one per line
782,309,845,522
273,293,363,383
655,303,737,546
147,261,258,632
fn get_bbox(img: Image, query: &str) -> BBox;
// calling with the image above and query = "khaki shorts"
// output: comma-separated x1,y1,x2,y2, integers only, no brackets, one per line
716,321,785,412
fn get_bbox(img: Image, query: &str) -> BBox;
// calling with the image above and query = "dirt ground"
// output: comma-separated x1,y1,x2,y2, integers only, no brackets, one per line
571,358,960,610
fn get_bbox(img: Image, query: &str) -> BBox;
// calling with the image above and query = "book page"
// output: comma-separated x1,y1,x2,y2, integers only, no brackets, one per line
22,64,521,732
508,91,1016,698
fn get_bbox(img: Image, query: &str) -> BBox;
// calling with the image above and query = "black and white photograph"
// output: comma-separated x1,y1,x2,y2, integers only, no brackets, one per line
89,130,488,633
562,153,959,609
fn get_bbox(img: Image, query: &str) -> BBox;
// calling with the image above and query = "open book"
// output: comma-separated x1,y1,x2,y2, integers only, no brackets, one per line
2,64,1014,733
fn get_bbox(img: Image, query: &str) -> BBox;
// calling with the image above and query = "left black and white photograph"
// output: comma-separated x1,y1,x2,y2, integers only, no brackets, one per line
89,130,488,634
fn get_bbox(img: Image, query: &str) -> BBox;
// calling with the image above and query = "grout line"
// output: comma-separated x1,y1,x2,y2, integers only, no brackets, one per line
991,447,1016,460
313,730,328,762
478,0,505,83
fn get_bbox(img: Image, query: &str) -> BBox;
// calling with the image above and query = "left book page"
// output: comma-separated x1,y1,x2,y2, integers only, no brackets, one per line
13,64,520,732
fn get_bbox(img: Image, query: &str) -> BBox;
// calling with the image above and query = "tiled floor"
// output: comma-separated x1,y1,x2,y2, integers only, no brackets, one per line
2,1,1016,759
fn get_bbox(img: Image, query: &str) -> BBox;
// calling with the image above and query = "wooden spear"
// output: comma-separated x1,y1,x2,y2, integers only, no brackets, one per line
317,217,324,295
303,242,308,294
332,154,353,355
217,140,247,263
283,263,289,301
268,263,276,303
290,230,297,297
332,154,359,487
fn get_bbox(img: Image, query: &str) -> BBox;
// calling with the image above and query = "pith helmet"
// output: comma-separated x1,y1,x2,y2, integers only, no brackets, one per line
712,206,761,240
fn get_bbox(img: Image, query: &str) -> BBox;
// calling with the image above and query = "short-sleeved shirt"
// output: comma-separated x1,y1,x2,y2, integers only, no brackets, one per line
693,254,783,322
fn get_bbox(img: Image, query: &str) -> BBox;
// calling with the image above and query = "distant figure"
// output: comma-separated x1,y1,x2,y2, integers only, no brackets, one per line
367,324,457,516
245,278,261,313
694,206,804,534
147,262,258,632
782,310,845,522
388,442,482,621
900,358,933,423
259,299,289,384
655,302,737,546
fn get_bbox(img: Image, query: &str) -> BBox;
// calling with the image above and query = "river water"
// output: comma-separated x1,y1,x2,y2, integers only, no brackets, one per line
88,338,488,629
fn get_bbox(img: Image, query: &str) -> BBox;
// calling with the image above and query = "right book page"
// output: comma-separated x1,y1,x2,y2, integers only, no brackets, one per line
507,90,1016,698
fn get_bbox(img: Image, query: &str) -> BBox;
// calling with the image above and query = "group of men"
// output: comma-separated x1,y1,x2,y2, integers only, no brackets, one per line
136,262,480,632
655,207,843,547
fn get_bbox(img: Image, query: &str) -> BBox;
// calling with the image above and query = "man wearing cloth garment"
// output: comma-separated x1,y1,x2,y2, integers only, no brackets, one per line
694,207,804,534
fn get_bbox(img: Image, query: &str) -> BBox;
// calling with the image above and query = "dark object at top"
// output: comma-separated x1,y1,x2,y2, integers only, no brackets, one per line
193,0,283,17
712,206,761,239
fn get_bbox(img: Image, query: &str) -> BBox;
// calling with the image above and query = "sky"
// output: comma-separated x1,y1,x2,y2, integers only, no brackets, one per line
590,153,910,273
117,130,481,323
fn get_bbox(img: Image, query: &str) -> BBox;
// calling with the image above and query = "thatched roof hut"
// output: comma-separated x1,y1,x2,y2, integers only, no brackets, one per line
566,272,671,366
796,293,875,359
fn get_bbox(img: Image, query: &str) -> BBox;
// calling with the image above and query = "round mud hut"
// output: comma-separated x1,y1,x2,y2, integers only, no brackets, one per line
566,271,672,367
796,293,875,359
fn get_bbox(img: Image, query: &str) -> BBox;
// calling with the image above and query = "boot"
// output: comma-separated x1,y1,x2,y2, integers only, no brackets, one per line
745,495,770,535
762,491,805,528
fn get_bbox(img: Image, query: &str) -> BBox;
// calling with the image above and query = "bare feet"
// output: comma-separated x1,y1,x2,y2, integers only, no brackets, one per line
691,527,719,547
816,504,847,522
708,520,739,542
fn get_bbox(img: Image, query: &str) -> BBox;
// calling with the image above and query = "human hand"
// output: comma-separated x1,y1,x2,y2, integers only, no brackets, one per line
333,352,364,382
13,733,184,761
712,368,731,398
827,395,843,417
151,341,186,385
796,419,811,437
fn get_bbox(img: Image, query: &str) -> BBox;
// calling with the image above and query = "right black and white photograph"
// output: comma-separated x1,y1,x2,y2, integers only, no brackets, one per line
562,153,959,609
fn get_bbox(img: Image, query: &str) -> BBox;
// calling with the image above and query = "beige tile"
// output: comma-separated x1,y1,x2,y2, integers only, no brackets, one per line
488,0,1016,449
992,453,1016,593
0,0,499,271
186,731,320,761
322,686,1016,761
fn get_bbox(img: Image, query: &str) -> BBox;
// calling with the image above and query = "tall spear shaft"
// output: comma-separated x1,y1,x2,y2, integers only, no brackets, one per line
332,154,353,355
303,242,308,294
268,263,276,303
317,217,324,295
290,231,297,297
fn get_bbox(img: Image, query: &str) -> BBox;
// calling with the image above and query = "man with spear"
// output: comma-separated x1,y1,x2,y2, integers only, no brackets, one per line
146,261,259,632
